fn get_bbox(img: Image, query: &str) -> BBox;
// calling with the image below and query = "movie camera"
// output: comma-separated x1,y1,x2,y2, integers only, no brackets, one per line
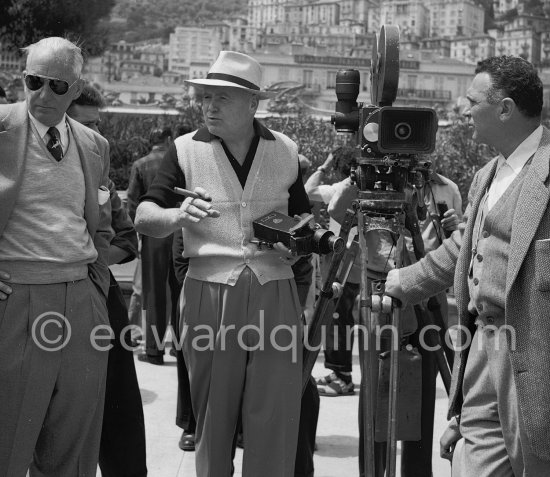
302,25,452,477
252,211,345,256
331,25,437,216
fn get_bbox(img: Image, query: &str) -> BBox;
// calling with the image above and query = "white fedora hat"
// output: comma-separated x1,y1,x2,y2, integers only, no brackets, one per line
185,51,274,99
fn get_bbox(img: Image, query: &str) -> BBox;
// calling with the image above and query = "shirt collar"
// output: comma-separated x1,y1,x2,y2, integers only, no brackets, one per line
502,125,543,174
192,119,275,142
29,112,68,147
429,172,447,186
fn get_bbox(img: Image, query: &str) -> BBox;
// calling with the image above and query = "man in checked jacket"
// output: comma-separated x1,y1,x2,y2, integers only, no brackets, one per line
386,56,550,476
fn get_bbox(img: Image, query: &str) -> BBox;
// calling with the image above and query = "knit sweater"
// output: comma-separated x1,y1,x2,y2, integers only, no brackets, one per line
467,162,531,320
175,130,299,286
0,120,96,283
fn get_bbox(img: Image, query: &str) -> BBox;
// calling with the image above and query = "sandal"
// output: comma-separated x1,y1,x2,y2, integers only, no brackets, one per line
317,377,355,396
315,372,338,386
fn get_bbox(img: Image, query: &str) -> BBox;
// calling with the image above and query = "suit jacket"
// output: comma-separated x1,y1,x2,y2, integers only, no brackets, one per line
400,126,550,461
0,101,112,297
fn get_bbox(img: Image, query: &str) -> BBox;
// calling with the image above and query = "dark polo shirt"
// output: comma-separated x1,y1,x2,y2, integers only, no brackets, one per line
141,120,310,216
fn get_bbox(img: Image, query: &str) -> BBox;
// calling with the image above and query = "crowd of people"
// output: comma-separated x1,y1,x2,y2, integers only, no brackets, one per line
0,34,549,477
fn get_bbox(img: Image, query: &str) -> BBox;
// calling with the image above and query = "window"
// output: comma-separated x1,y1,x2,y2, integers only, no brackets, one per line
303,69,313,88
327,70,337,89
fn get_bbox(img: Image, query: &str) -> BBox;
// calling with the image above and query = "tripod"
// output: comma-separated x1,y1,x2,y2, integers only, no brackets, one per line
302,180,453,477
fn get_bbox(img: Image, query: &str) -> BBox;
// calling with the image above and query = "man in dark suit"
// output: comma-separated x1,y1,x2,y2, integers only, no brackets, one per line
386,56,550,476
67,83,147,477
0,37,111,476
127,127,181,365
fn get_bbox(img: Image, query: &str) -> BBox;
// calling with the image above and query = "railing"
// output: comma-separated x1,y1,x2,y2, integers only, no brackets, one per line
397,88,452,100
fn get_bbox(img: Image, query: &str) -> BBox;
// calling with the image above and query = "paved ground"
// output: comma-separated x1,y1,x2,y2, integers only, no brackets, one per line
109,260,454,477
133,344,452,477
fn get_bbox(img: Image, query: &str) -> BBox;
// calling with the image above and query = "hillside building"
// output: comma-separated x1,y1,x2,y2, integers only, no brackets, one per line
380,0,430,40
428,0,485,38
449,34,496,63
0,44,22,72
168,27,222,76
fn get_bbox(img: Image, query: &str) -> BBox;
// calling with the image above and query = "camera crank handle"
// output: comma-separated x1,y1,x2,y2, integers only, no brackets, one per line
250,239,275,250
289,214,315,234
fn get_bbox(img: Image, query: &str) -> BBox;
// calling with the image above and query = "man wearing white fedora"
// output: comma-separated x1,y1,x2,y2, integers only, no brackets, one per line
134,51,311,477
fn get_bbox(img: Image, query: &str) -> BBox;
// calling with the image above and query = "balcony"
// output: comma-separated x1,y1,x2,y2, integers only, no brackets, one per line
303,83,321,94
397,88,452,100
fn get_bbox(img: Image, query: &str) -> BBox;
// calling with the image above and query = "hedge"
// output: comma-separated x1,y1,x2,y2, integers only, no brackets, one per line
100,105,494,208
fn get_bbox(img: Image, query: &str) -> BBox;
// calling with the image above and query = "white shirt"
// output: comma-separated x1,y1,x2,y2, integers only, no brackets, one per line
487,125,543,210
28,113,69,155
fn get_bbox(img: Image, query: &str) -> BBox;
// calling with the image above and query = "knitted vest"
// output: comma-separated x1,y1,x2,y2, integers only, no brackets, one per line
468,161,531,318
175,131,299,286
0,121,96,284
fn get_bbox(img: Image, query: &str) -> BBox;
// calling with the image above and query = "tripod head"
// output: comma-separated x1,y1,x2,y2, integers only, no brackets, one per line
331,25,436,220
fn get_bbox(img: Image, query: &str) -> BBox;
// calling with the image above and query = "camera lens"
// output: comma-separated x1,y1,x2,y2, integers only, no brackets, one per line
394,122,412,141
312,230,345,255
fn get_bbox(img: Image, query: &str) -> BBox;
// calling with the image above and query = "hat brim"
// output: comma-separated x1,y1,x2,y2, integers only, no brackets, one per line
185,78,274,100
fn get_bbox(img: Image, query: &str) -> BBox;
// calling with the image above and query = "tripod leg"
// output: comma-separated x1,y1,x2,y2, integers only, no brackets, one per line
358,212,376,477
385,305,400,477
302,209,355,394
384,235,407,477
401,325,437,477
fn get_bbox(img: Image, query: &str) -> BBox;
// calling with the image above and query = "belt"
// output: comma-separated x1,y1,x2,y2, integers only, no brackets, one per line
474,312,505,327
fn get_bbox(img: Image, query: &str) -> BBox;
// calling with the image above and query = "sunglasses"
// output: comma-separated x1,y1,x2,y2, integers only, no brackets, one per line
24,74,79,96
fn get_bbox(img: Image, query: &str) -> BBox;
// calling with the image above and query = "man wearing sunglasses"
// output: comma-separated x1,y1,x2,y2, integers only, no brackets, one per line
0,37,112,476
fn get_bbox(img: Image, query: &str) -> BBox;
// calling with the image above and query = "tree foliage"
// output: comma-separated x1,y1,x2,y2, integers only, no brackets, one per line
0,0,116,56
101,106,203,189
427,119,494,205
110,0,247,42
100,108,342,189
100,107,492,210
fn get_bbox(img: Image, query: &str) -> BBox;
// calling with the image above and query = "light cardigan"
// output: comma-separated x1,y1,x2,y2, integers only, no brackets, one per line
175,130,299,286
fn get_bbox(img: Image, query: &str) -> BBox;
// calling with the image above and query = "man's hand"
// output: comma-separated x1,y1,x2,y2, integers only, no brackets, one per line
320,152,334,170
273,242,300,266
384,269,408,307
440,208,460,233
440,418,462,462
177,187,220,225
271,213,311,266
0,270,12,300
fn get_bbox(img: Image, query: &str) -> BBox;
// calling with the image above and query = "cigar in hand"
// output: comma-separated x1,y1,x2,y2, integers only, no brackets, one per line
173,187,212,202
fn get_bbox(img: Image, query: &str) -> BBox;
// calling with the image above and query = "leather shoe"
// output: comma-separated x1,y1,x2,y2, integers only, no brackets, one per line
137,353,164,365
129,337,142,348
179,431,195,451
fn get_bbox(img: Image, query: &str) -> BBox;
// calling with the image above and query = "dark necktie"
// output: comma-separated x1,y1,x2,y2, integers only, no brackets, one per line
46,126,63,161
